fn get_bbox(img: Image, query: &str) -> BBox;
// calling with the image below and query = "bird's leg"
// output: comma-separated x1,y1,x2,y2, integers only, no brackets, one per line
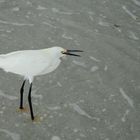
19,80,26,109
28,83,34,120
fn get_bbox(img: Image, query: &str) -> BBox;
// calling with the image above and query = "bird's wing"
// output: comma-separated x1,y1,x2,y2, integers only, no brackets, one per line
1,50,51,76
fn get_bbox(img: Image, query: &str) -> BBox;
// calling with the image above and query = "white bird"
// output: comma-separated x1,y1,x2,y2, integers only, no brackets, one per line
0,46,83,120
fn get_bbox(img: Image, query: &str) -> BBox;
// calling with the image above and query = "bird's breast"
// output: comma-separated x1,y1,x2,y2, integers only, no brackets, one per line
38,59,61,75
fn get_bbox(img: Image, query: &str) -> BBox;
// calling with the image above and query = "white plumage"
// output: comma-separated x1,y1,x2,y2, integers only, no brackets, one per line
0,47,64,83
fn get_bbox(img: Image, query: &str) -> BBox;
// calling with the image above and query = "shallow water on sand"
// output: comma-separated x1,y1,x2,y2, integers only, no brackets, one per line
0,0,140,139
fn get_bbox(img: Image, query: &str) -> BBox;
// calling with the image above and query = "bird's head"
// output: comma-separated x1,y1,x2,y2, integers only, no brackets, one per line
49,46,83,59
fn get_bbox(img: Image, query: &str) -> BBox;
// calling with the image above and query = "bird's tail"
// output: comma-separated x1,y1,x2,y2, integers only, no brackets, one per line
0,55,5,68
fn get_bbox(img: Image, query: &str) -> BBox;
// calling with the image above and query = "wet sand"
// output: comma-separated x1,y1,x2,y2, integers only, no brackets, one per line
0,0,140,139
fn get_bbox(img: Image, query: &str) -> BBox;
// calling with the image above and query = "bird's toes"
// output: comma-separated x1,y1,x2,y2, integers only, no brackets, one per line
32,114,47,123
17,106,29,113
32,115,41,123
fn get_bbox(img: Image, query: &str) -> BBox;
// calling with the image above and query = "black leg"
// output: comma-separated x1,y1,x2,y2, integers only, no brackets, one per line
19,80,26,109
28,83,34,120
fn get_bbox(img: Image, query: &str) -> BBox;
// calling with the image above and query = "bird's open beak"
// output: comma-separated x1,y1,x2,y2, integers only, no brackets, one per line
62,49,83,57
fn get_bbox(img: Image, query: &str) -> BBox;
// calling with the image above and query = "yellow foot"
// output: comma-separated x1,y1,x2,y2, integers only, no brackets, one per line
32,115,41,123
17,107,28,113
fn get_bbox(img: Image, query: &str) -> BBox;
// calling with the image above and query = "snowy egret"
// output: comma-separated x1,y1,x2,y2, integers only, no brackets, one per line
0,47,83,120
